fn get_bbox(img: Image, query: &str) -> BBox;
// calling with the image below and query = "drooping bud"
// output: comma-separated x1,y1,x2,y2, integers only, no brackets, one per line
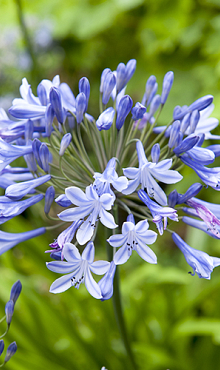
0,340,4,356
44,186,55,214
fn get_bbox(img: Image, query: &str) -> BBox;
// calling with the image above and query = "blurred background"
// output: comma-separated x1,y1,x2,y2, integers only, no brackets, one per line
1,0,220,369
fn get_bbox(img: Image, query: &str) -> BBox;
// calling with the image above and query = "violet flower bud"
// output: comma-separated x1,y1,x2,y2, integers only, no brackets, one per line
131,102,146,120
44,186,55,214
161,71,174,105
49,87,64,124
116,95,133,130
10,280,22,305
96,107,115,131
5,300,14,327
59,133,72,156
4,342,17,364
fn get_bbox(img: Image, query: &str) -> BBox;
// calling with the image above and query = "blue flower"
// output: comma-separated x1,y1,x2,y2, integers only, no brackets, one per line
123,140,183,205
58,185,117,245
108,214,157,265
93,157,128,197
138,190,178,235
172,232,220,279
47,241,110,299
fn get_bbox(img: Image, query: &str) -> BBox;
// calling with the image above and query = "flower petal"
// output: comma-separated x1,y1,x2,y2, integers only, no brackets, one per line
46,261,78,273
84,268,102,299
63,242,81,262
49,272,74,293
90,260,110,275
99,208,117,229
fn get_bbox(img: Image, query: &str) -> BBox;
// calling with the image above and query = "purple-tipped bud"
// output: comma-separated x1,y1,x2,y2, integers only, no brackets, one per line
168,120,180,149
149,94,161,118
173,134,200,155
4,342,17,363
168,189,178,208
188,95,213,113
76,92,87,124
44,186,55,214
10,280,22,305
25,120,34,142
5,300,14,326
79,77,90,110
102,71,116,105
161,71,174,105
98,261,116,301
100,68,111,93
49,87,64,124
177,183,203,204
146,82,158,107
131,102,146,120
45,104,55,137
180,113,191,133
151,143,160,163
96,107,115,131
59,133,72,156
189,110,200,134
0,340,4,356
37,82,47,106
116,95,133,130
55,194,72,207
39,143,50,173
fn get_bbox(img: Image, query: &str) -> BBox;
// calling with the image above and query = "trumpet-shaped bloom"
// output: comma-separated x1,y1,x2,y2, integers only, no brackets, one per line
108,214,157,265
58,185,117,245
0,227,46,255
138,190,178,235
123,140,183,205
93,157,128,197
172,232,220,279
47,242,110,299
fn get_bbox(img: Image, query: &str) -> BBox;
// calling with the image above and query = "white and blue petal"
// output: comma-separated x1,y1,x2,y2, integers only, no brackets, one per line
84,268,102,299
63,243,81,262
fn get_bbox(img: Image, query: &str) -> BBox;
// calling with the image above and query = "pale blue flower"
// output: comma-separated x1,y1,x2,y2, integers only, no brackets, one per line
93,157,128,197
108,214,157,265
5,174,51,200
58,185,117,245
123,140,183,205
172,232,220,279
47,241,110,299
138,190,178,235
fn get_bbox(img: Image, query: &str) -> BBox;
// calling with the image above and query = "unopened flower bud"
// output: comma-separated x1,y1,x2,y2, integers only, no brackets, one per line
0,340,4,356
79,77,90,110
131,102,146,121
49,87,64,124
161,71,174,105
44,186,55,214
10,280,22,305
151,143,160,163
116,95,133,130
76,93,87,124
149,94,161,119
4,342,17,364
5,300,14,326
59,133,72,156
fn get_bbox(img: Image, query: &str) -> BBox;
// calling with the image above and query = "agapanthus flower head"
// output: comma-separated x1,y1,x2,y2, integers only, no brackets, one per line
172,232,220,279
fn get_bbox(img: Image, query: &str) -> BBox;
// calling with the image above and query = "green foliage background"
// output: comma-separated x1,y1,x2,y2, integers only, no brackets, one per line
1,0,220,369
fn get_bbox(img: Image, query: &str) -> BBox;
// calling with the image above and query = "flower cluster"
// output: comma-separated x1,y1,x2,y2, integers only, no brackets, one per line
0,59,220,301
0,280,22,366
